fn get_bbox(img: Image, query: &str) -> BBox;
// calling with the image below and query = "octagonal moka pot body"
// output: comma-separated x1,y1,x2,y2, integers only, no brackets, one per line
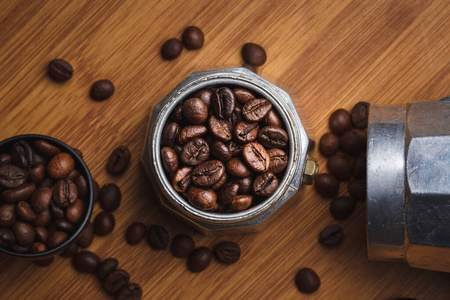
142,68,317,233
367,96,450,273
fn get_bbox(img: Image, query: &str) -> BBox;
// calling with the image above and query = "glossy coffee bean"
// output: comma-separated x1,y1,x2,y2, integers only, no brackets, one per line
352,153,367,179
94,211,115,236
147,225,169,250
0,164,27,188
162,122,180,147
258,126,288,149
47,152,75,179
2,183,36,203
229,195,252,212
0,228,15,247
315,173,339,198
60,242,79,257
183,98,208,125
319,132,339,157
161,38,182,60
348,179,367,201
161,147,178,173
194,89,213,108
53,179,78,207
295,268,321,294
169,104,183,123
97,258,119,281
192,160,225,188
351,101,370,129
233,121,259,143
231,176,253,194
103,269,130,295
49,200,64,218
213,241,241,264
330,196,356,220
211,172,227,190
66,169,81,181
11,244,30,253
33,140,61,157
34,227,49,244
227,141,243,157
172,166,192,193
77,221,94,248
180,138,210,166
329,109,352,136
211,141,232,162
16,201,37,222
263,109,283,127
125,222,147,245
209,115,232,142
242,98,272,122
0,204,16,227
28,164,45,184
30,186,52,213
31,242,47,253
33,209,52,227
217,182,239,205
74,175,88,198
252,172,278,197
116,283,142,300
187,186,217,211
226,157,252,178
319,224,344,246
0,153,12,165
72,250,100,273
13,221,34,247
47,231,69,249
178,125,208,144
212,87,235,119
242,142,270,173
182,26,204,50
11,140,34,169
339,129,366,156
171,234,195,258
107,146,131,175
90,79,115,101
39,178,54,188
241,43,266,66
99,183,121,211
66,199,86,224
48,59,73,81
327,154,352,181
33,152,47,166
187,247,212,273
233,88,255,104
267,148,288,174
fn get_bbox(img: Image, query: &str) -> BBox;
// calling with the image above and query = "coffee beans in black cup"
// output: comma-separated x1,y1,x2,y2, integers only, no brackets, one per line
97,258,119,281
48,59,73,82
339,129,366,156
90,79,115,101
103,269,130,295
72,250,100,273
94,211,115,236
161,38,183,60
295,268,321,294
182,26,204,50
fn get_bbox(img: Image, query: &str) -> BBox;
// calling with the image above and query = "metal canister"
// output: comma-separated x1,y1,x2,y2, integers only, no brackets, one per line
142,68,317,232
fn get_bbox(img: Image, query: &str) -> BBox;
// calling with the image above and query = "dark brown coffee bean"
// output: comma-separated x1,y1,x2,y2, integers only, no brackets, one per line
182,26,204,50
183,98,208,125
34,257,54,267
227,141,243,157
116,283,142,300
30,186,52,213
0,153,12,165
0,164,27,188
169,104,183,123
13,221,34,247
34,227,49,244
348,179,366,201
0,228,15,247
212,87,235,119
161,147,178,173
147,225,169,250
319,132,339,157
330,196,356,220
73,175,88,199
242,98,272,122
187,186,218,211
327,154,352,181
177,125,208,144
162,122,180,147
11,140,34,169
33,140,61,157
90,79,115,101
171,234,195,258
125,222,147,245
39,178,54,188
241,43,266,66
258,126,288,149
32,152,46,168
107,146,131,175
33,209,52,227
211,172,227,190
94,211,115,236
187,247,212,273
263,109,283,127
47,231,69,249
0,204,15,227
211,141,232,162
208,115,232,142
353,153,367,179
172,166,192,193
53,179,78,207
48,59,73,81
267,148,288,174
228,105,244,128
97,258,119,281
329,109,352,136
11,244,30,253
252,172,278,197
180,138,210,166
315,173,339,198
233,121,259,143
49,199,64,218
231,176,252,194
192,160,225,188
229,195,252,212
233,88,255,104
226,157,252,178
161,38,182,60
60,242,79,257
213,241,240,264
319,224,344,246
72,250,100,273
16,201,37,222
217,182,239,205
99,183,122,212
66,198,86,224
339,129,367,156
295,268,321,294
103,269,130,295
242,142,270,173
28,164,45,184
194,89,213,108
351,102,370,129
77,221,94,248
31,242,47,253
2,183,36,203
47,152,75,179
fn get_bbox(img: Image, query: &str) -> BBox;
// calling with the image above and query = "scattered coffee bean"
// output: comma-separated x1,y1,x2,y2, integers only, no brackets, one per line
319,224,344,246
125,222,147,245
327,154,352,181
319,132,339,157
107,146,131,175
90,79,115,101
213,241,240,264
97,258,119,281
99,183,122,212
0,228,15,247
330,196,356,220
94,212,115,236
77,221,94,248
348,179,366,201
147,225,169,250
103,269,130,295
295,268,321,294
48,59,73,82
241,43,267,66
329,109,352,136
187,247,212,273
116,283,142,300
171,234,195,258
73,250,100,273
161,38,183,60
315,173,339,198
182,26,204,50
339,129,366,156
351,102,370,129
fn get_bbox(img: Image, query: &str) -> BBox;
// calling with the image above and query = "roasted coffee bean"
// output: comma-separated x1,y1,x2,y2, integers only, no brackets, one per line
242,142,270,173
226,157,252,178
0,153,12,165
315,173,339,198
33,140,61,157
252,172,278,197
231,176,253,194
16,201,37,222
77,221,94,248
339,129,366,156
182,26,204,50
228,106,244,128
0,228,15,247
211,141,232,162
66,199,85,224
30,186,52,213
0,164,27,188
319,132,339,157
172,166,192,193
233,121,259,143
103,269,130,295
161,38,182,60
99,183,122,212
187,186,217,211
116,283,142,300
68,169,81,181
192,160,225,188
31,242,47,253
227,141,243,157
0,204,15,227
161,147,178,173
187,247,212,273
53,179,78,207
233,88,255,104
217,182,239,205
211,172,227,190
107,146,131,175
194,89,213,108
147,225,169,250
351,102,370,129
33,152,47,167
34,257,54,267
72,250,100,273
329,109,352,136
295,268,321,294
11,140,34,169
241,43,267,66
11,244,30,253
213,241,240,264
267,148,288,174
169,104,183,123
352,153,367,179
97,258,119,281
209,115,232,142
28,164,45,183
2,183,36,203
327,154,352,181
348,179,366,201
263,109,283,127
33,209,52,227
183,98,208,125
242,98,272,122
258,126,288,149
47,152,75,179
125,222,147,245
162,122,180,147
171,234,195,258
330,196,356,220
60,242,79,257
74,175,88,198
229,195,252,212
48,59,73,81
180,138,210,166
13,221,35,247
178,125,208,144
90,79,115,101
212,87,235,119
319,224,344,246
39,178,54,188
34,227,49,244
49,200,64,218
94,212,115,236
47,231,69,249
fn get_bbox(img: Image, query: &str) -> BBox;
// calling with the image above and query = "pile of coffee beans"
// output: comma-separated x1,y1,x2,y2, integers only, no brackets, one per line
160,86,289,213
161,26,204,60
0,139,89,254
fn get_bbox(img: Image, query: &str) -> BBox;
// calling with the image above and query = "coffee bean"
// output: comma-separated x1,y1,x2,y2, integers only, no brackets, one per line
74,175,88,198
0,204,16,227
11,140,34,169
147,225,169,250
97,258,119,281
34,257,54,267
241,43,266,66
233,88,255,104
11,244,30,253
66,198,85,224
161,38,183,60
34,227,49,244
227,141,243,157
0,228,15,247
211,172,227,190
231,176,253,194
217,182,239,205
183,98,208,125
60,242,79,257
161,147,178,173
267,148,288,174
233,121,259,143
330,196,356,220
352,153,366,179
172,166,192,193
33,209,52,227
179,138,210,166
30,186,52,213
31,242,47,253
28,164,45,184
171,234,195,258
90,79,115,101
212,87,235,119
319,132,339,157
72,250,100,273
192,160,225,188
48,59,73,81
47,152,75,179
226,157,252,178
178,125,208,144
327,154,352,181
77,221,94,248
209,115,232,142
211,141,232,162
12,221,34,247
0,153,12,165
258,126,288,149
47,231,69,249
125,222,147,245
116,283,142,300
213,241,240,264
339,129,366,156
187,247,212,273
2,183,36,203
194,89,213,108
315,173,339,198
242,142,270,173
0,164,27,188
169,104,184,123
33,140,61,157
263,109,283,127
66,169,80,182
162,122,180,147
351,102,370,129
53,179,78,207
187,186,217,211
182,26,204,50
348,179,366,201
99,183,122,212
252,172,278,197
49,200,64,218
16,201,37,222
94,211,115,236
103,269,130,295
107,146,131,175
329,109,352,136
229,195,252,211
319,224,344,246
242,98,272,122
295,268,320,294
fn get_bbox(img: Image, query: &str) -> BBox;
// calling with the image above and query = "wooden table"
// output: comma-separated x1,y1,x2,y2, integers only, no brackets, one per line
0,0,449,299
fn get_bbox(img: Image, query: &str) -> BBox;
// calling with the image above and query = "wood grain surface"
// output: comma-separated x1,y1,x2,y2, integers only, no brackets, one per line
0,0,449,299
